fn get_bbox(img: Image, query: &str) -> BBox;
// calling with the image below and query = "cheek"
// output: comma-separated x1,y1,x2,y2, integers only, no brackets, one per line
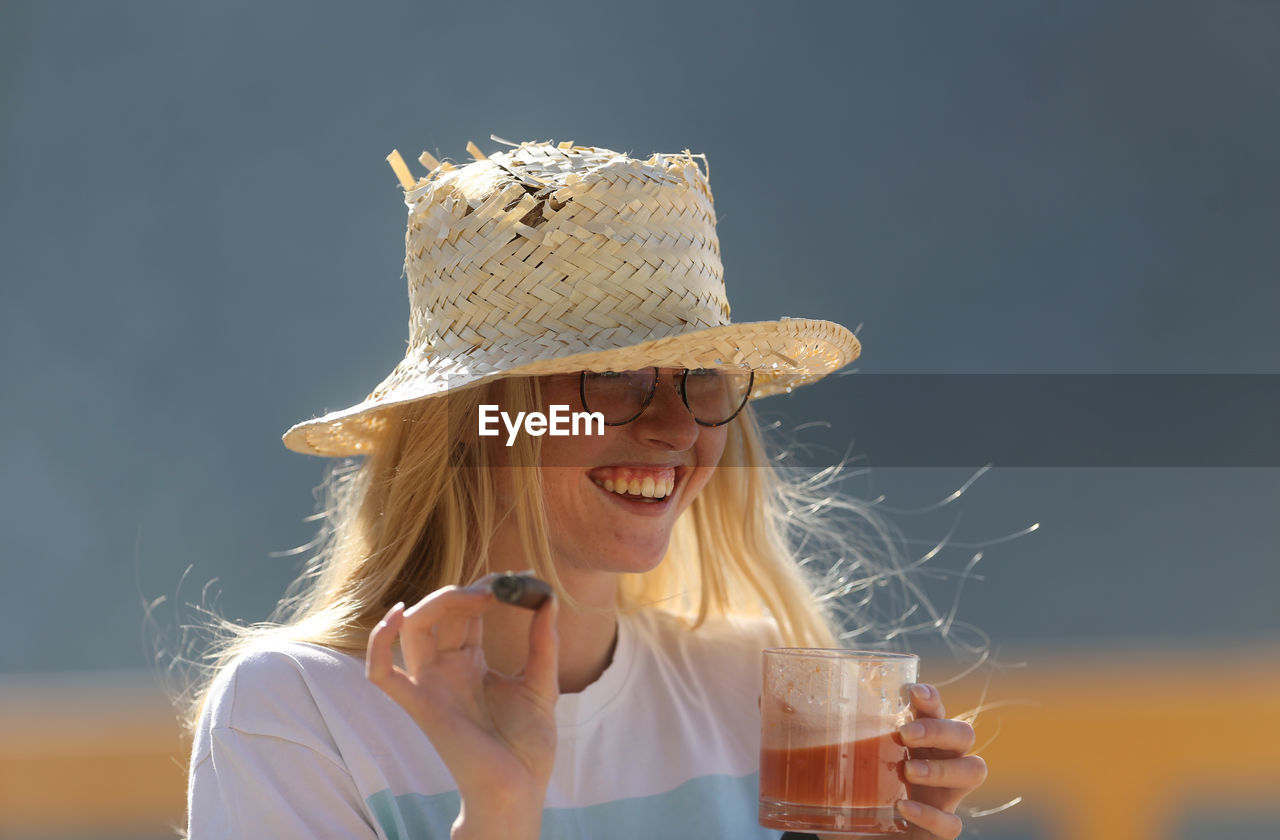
681,467,716,510
701,424,729,469
681,426,729,503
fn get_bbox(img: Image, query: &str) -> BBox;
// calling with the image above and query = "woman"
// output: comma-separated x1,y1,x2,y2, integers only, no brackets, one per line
186,141,986,839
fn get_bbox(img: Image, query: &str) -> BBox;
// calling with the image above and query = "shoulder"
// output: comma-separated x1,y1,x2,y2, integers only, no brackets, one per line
191,637,457,816
188,641,405,837
198,638,376,747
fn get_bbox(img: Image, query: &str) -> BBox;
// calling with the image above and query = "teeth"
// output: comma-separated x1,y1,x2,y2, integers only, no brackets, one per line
595,474,676,499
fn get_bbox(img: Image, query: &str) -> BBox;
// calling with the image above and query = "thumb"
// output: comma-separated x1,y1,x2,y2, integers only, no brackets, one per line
522,593,560,702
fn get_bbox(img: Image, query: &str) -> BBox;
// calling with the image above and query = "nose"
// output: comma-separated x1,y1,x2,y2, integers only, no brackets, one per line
627,371,700,451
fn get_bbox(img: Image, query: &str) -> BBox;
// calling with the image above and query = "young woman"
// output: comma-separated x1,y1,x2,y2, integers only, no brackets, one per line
186,141,986,839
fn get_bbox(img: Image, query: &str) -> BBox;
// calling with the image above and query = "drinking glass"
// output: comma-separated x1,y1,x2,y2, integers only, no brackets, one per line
759,649,919,836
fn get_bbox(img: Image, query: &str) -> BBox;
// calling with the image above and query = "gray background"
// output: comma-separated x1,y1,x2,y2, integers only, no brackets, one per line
2,2,1278,836
3,0,1277,668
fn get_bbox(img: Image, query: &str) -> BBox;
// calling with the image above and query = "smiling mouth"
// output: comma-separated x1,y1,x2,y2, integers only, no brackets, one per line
587,466,679,501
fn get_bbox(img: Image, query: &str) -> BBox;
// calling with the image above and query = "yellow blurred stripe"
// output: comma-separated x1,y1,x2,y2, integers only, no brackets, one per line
936,641,1280,840
0,670,186,836
1,645,1278,838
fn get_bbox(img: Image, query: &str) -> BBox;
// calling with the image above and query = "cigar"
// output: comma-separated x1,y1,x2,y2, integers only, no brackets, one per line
489,573,553,610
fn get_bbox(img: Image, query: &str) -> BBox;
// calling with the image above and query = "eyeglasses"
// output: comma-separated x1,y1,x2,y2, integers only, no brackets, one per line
579,367,755,427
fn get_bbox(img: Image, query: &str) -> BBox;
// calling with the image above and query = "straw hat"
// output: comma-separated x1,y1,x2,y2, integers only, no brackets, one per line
283,140,860,457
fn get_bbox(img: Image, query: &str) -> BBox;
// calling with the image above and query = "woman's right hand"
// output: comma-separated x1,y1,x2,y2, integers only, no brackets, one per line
365,581,560,840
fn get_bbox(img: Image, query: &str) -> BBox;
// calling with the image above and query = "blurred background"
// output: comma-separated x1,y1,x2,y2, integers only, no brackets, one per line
2,2,1278,838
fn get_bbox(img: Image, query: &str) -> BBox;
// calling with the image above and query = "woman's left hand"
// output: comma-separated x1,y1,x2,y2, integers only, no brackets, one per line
894,682,987,839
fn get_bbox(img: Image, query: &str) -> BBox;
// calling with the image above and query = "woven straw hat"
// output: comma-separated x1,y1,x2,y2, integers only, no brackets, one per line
283,140,860,457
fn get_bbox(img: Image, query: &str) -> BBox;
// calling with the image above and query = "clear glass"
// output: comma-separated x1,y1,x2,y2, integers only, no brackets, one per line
759,649,920,836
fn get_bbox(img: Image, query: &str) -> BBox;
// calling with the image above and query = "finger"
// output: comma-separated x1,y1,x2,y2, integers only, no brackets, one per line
521,591,560,701
904,755,988,793
366,602,403,681
897,799,963,840
909,683,946,719
463,614,483,649
401,586,494,673
366,603,414,695
399,617,435,678
899,718,977,756
461,572,505,595
403,585,495,623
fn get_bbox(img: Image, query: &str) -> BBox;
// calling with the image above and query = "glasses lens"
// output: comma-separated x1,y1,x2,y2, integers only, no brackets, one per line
683,369,754,425
581,369,657,424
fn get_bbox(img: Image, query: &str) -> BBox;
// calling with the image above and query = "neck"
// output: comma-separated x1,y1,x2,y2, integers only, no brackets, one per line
482,568,620,694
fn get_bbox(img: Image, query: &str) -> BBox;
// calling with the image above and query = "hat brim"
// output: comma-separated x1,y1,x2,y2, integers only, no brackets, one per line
282,317,859,456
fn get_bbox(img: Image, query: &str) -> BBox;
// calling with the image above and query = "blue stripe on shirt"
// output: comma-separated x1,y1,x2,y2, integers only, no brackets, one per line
367,772,781,840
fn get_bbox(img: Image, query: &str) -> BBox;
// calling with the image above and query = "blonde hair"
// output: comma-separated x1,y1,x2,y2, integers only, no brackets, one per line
622,406,837,647
181,375,852,732
178,154,901,734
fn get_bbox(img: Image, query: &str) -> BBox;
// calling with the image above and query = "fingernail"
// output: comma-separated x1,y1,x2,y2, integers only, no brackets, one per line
899,800,921,818
911,683,932,701
906,759,929,778
900,721,925,741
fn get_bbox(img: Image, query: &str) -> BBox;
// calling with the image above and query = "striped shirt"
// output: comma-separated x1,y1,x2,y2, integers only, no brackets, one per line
189,608,783,839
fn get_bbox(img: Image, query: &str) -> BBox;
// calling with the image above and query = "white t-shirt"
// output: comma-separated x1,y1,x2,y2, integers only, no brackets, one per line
188,609,785,839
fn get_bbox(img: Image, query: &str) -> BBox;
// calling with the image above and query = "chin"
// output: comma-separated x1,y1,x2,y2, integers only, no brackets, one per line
623,551,668,575
618,535,675,573
563,544,669,577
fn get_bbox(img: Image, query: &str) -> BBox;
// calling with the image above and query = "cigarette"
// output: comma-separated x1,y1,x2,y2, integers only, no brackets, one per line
490,573,553,610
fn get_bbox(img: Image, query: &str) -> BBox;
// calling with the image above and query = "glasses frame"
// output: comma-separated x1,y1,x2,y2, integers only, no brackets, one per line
578,367,755,427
